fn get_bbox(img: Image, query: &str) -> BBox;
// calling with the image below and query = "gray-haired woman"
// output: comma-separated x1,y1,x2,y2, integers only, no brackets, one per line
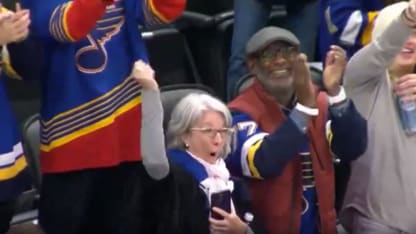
166,93,254,234
131,61,259,234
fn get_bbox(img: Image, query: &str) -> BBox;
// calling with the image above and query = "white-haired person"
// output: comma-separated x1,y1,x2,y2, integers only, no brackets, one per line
164,93,256,234
341,1,416,233
130,61,259,234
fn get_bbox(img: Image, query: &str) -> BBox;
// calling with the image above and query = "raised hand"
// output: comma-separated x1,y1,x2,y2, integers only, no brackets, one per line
410,0,416,16
292,53,317,108
323,45,347,96
403,0,416,25
209,207,248,234
130,60,158,90
0,3,30,45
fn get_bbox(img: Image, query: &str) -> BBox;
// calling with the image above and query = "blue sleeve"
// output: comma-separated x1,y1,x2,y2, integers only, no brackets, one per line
325,0,382,49
226,113,307,179
328,100,367,162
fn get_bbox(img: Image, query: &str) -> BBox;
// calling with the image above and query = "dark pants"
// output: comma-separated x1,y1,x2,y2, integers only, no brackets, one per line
39,162,147,234
0,199,16,234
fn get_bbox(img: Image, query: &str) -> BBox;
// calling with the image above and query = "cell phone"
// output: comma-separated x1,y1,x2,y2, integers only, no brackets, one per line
210,190,232,220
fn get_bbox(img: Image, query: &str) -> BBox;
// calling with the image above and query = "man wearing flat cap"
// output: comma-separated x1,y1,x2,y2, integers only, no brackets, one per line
227,26,368,234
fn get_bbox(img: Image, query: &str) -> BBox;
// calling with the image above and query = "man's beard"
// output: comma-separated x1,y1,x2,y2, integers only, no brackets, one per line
257,72,294,95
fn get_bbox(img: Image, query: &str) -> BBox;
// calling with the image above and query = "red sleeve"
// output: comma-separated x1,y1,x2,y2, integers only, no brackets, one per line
65,0,114,40
144,0,185,26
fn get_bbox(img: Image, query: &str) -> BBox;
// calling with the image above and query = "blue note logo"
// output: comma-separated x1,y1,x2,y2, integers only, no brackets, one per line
76,1,125,74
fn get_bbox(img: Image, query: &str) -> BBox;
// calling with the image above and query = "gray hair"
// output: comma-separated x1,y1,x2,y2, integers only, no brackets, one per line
166,93,232,158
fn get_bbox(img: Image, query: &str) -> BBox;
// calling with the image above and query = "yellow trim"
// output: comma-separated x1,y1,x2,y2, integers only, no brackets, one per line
147,0,169,23
41,96,141,152
361,11,378,46
62,2,76,42
327,129,333,147
247,140,263,179
43,77,135,127
2,47,21,79
42,82,139,136
0,156,27,181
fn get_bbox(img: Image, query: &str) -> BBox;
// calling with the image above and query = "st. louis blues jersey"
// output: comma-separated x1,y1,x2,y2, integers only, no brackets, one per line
0,38,32,201
21,0,185,173
227,113,321,234
319,0,383,58
0,81,30,201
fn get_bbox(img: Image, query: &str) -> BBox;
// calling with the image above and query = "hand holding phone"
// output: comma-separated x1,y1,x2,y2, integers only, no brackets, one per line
210,190,231,220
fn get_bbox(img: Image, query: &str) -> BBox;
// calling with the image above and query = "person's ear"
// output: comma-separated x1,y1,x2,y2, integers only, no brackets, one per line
181,134,190,148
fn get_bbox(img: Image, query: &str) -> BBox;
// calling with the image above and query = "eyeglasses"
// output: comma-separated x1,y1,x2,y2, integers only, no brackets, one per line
258,46,299,62
190,127,234,138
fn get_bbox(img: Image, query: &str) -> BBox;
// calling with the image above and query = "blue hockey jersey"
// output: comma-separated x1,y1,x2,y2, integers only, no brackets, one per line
319,0,383,59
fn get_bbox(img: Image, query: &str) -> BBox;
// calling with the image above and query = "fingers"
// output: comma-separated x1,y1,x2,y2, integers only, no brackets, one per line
209,217,228,231
329,45,346,54
13,9,29,21
134,60,146,70
326,45,347,65
8,12,30,41
15,2,21,12
0,11,13,23
292,53,308,70
211,207,230,218
396,84,416,97
132,59,155,80
396,74,416,89
296,53,308,64
410,0,416,14
292,53,311,85
395,74,416,99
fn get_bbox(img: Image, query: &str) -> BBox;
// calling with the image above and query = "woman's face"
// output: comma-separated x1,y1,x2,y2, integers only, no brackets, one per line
391,33,416,74
183,110,231,164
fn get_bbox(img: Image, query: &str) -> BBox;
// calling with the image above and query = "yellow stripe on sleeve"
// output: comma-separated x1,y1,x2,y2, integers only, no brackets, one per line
147,0,169,23
61,2,76,42
247,140,263,179
361,11,379,46
0,156,27,181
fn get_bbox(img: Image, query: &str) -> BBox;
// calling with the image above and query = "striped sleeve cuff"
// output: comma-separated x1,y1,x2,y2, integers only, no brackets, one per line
49,3,77,42
143,0,185,27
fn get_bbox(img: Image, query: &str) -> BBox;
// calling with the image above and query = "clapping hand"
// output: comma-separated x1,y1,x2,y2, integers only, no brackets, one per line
323,45,347,96
292,53,317,108
0,3,30,45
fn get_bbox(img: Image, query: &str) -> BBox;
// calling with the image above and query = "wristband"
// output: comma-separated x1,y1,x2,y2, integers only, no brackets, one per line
328,87,347,105
295,103,319,116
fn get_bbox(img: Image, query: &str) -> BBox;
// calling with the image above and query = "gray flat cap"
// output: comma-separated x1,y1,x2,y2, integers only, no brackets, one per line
246,26,300,55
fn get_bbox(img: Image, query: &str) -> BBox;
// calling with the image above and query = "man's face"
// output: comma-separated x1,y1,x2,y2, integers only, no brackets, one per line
250,41,299,93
